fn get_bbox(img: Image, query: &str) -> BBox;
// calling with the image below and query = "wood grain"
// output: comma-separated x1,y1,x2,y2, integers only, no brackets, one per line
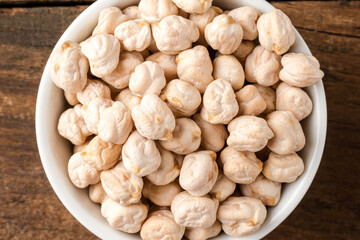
0,1,359,240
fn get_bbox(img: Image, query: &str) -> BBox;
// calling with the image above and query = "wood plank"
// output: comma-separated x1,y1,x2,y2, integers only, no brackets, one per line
0,0,94,6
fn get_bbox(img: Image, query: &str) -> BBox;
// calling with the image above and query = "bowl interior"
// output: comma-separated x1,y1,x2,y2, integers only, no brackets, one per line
35,0,327,239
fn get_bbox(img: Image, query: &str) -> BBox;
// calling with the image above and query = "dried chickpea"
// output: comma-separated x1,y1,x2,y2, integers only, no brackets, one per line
114,88,141,111
123,6,141,20
92,7,129,36
101,161,143,205
233,40,256,65
160,118,201,155
122,131,161,176
152,15,199,54
209,172,236,202
138,0,178,24
146,52,178,82
131,94,175,140
50,41,88,94
172,0,212,14
235,85,267,116
179,151,218,196
253,84,276,115
240,174,282,206
64,91,79,106
263,152,304,183
143,179,182,206
185,220,222,240
89,182,107,204
176,45,213,93
266,111,305,155
245,45,281,86
228,6,261,41
81,97,113,134
257,9,295,55
76,79,111,105
73,136,93,154
200,79,239,124
68,152,100,188
204,14,243,54
213,54,245,91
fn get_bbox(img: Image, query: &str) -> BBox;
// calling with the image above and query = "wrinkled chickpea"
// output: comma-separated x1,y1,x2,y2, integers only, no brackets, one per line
213,54,245,91
233,40,256,65
64,91,79,106
92,7,129,36
228,6,261,41
253,84,276,115
143,180,182,206
76,79,111,105
68,152,100,188
123,6,141,20
185,220,222,240
114,88,141,111
235,85,267,116
209,172,236,202
172,0,212,14
146,52,178,82
89,182,107,204
73,136,93,154
138,0,178,24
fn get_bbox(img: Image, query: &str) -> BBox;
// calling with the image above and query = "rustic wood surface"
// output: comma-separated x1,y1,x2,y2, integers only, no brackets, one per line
0,0,359,239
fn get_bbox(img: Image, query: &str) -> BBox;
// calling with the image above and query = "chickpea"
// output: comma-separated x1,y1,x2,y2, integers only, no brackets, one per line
114,19,152,52
148,38,159,53
204,14,243,54
146,146,182,185
171,191,219,228
143,179,182,206
233,40,256,65
213,54,245,91
257,9,295,55
129,61,166,97
266,111,306,155
240,174,282,206
81,135,122,170
227,115,274,152
172,0,212,14
73,136,93,154
76,79,111,105
139,48,151,59
179,151,218,196
217,197,267,237
146,52,178,82
220,147,263,184
64,91,79,106
279,52,325,87
200,79,239,124
152,15,199,54
185,220,222,240
92,7,129,36
193,113,228,152
101,161,143,205
159,118,201,155
58,104,92,145
101,198,148,233
263,152,305,183
228,6,261,41
123,6,141,20
131,94,175,140
209,172,236,202
68,152,100,188
176,45,213,93
138,0,178,24
253,84,276,115
122,131,161,176
80,33,120,78
114,88,141,111
245,45,281,86
50,41,88,94
235,85,266,116
102,51,143,90
89,182,107,204
81,97,113,134
140,210,185,240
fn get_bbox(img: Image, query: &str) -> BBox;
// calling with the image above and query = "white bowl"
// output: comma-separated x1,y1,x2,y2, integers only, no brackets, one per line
36,0,327,239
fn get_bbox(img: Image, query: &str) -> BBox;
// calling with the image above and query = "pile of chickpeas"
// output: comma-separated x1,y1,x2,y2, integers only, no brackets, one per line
51,0,324,238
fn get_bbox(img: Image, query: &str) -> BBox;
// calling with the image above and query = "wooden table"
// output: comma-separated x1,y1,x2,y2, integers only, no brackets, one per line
0,0,359,239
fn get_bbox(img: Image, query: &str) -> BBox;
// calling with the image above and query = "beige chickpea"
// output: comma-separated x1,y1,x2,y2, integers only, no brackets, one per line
276,82,313,121
64,91,79,106
73,136,93,154
240,174,282,206
253,84,276,115
50,41,88,94
152,15,199,54
172,0,212,14
266,111,305,155
146,52,178,82
171,191,219,228
114,19,152,52
114,88,141,111
138,0,178,24
101,198,148,233
81,97,113,134
213,54,245,91
81,135,121,170
160,118,201,155
123,6,141,20
200,79,239,124
185,220,222,240
103,51,144,90
245,45,281,86
204,14,243,54
220,147,262,184
139,48,151,59
209,172,236,202
189,6,223,45
58,104,92,145
129,61,166,97
233,40,256,65
263,152,305,183
193,114,228,152
101,161,143,205
235,85,267,116
76,79,111,105
257,9,295,55
131,94,175,140
279,52,325,87
68,152,100,188
228,6,261,41
92,7,129,36
89,182,107,204
146,146,182,185
179,151,218,196
217,196,267,237
140,210,185,240
122,131,161,176
143,180,182,206
176,45,213,93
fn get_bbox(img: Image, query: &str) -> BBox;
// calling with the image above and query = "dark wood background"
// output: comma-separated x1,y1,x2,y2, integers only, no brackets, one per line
0,0,359,239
